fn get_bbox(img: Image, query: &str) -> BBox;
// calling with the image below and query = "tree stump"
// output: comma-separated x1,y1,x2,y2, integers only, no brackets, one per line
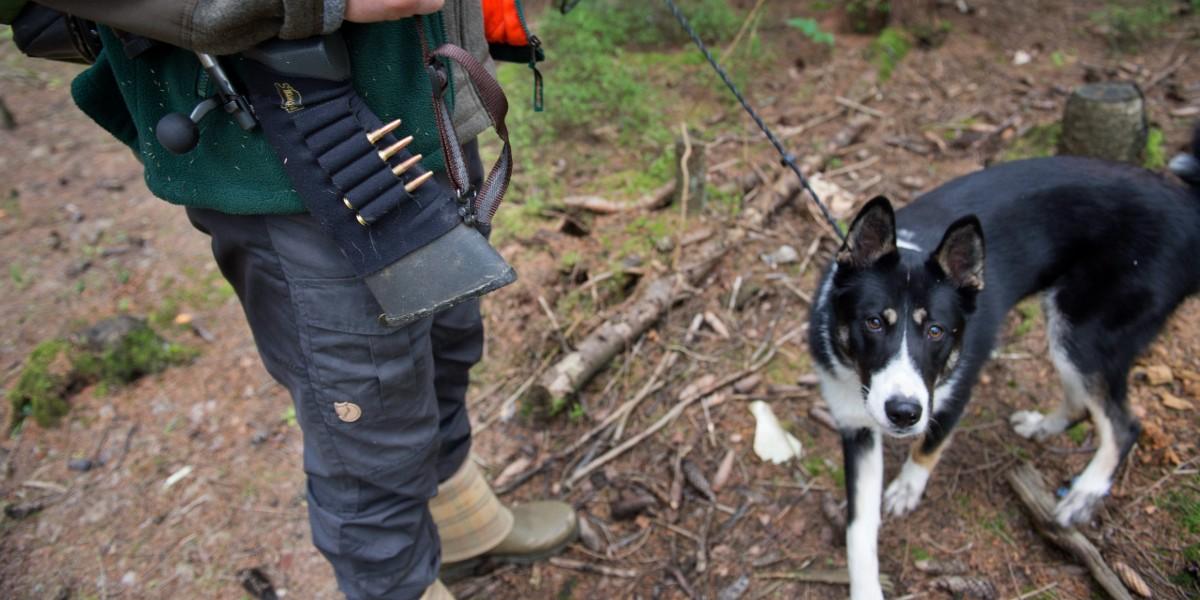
1059,82,1146,164
672,129,706,215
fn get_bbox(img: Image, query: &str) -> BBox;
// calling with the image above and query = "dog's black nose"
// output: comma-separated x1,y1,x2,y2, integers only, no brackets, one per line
885,398,922,428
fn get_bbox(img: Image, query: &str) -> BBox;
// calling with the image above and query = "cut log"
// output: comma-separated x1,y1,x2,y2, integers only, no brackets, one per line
1059,82,1147,164
528,239,728,404
1005,462,1134,600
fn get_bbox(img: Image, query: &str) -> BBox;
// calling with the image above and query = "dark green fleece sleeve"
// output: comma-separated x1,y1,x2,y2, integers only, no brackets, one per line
33,0,346,54
0,0,29,24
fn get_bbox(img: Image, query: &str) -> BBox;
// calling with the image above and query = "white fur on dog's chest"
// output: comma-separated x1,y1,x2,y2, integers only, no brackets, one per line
817,364,875,430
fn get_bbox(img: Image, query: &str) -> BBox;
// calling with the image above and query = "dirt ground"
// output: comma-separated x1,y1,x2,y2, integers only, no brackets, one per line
2,1,1200,599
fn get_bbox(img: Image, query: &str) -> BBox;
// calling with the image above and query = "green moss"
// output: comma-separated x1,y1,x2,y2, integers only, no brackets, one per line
1091,1,1173,52
910,546,931,562
1164,477,1200,534
1013,299,1041,337
1144,127,1167,170
7,320,195,430
787,18,835,46
1002,123,1062,162
869,28,910,82
8,340,71,429
1066,422,1089,445
72,324,195,386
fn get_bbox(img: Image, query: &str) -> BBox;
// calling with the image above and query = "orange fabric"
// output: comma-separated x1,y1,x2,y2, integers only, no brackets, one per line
482,0,528,46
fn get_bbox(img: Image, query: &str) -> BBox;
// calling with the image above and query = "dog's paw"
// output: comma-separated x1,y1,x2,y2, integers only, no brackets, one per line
1054,481,1109,527
1009,410,1064,441
884,463,929,516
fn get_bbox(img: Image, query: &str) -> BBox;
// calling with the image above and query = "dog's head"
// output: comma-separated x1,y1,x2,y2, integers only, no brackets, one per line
829,196,984,437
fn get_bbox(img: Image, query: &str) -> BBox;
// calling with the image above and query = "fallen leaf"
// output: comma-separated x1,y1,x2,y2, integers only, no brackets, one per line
1134,364,1172,386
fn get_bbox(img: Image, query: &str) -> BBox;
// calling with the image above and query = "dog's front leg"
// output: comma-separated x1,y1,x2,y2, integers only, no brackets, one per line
843,427,884,600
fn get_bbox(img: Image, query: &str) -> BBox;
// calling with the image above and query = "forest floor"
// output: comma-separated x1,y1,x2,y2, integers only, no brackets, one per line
2,1,1200,598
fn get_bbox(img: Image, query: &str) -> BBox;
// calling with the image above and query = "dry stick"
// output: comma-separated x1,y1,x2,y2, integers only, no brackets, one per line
538,295,571,351
1005,462,1133,600
1144,52,1189,91
759,569,895,594
612,312,704,441
548,557,639,578
719,0,768,64
566,350,776,488
835,95,885,118
674,123,693,272
488,349,559,427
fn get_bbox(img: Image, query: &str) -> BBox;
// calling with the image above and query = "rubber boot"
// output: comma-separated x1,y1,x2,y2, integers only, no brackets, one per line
430,459,578,581
420,580,454,600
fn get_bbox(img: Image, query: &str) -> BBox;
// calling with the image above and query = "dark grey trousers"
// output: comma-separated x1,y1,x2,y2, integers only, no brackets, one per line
186,142,485,600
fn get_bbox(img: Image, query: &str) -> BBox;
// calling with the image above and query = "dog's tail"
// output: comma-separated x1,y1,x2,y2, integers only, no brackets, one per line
1169,123,1200,189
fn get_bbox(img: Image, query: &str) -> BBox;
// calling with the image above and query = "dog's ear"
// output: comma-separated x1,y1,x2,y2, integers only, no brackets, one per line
932,216,985,291
837,196,897,268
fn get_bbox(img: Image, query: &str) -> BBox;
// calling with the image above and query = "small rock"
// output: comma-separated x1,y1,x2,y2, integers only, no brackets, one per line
655,235,675,253
717,574,751,600
64,203,84,223
121,571,137,586
4,501,45,520
900,175,926,190
66,260,92,278
734,374,762,394
250,430,269,445
1013,50,1032,66
761,245,799,269
68,457,95,472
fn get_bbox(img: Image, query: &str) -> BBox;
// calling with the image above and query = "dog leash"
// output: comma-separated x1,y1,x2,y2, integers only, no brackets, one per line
662,0,847,243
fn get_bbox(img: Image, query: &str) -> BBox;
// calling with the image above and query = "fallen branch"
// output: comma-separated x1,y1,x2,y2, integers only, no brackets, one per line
562,195,627,214
566,351,775,488
1005,462,1134,600
529,239,728,405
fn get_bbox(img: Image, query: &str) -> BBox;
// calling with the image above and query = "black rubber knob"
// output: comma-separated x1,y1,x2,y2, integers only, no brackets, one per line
155,112,199,154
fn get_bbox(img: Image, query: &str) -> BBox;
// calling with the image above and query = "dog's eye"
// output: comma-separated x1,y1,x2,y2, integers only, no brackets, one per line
928,324,945,340
865,316,884,332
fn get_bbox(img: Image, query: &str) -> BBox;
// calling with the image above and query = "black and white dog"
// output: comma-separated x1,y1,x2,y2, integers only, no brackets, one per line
809,128,1200,599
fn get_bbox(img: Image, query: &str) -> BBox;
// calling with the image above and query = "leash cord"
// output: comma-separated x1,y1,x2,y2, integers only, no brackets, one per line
662,0,846,242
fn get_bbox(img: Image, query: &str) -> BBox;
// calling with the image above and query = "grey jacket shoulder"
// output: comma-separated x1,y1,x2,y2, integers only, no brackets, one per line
35,0,345,54
442,0,497,143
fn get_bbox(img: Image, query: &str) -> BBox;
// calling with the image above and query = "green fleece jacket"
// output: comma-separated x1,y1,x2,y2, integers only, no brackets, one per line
40,0,495,215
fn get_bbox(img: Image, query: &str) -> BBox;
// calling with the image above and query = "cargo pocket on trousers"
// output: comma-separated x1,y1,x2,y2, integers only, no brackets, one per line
290,274,436,434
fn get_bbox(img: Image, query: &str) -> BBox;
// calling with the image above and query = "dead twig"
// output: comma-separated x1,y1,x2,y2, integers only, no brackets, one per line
1005,462,1134,600
549,557,639,578
566,351,776,488
835,96,885,118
